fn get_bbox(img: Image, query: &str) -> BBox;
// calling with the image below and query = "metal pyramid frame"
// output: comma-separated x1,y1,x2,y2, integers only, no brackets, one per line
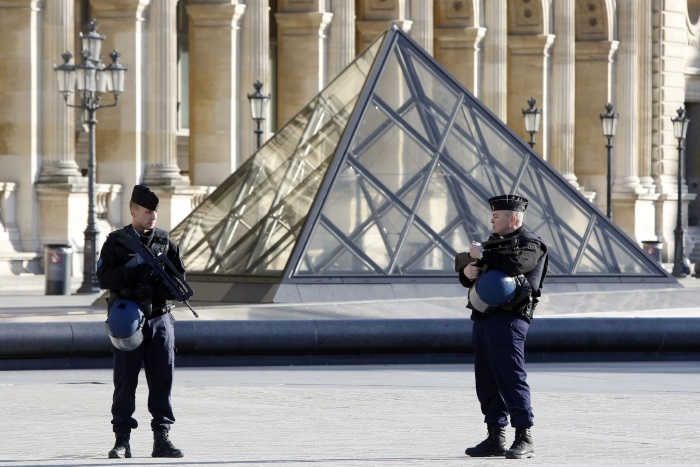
171,25,673,303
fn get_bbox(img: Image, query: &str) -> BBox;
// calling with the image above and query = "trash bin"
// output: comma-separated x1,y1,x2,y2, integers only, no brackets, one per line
641,240,663,263
45,244,73,295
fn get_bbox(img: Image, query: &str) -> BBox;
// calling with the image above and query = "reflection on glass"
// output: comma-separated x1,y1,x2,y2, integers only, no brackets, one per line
173,27,666,283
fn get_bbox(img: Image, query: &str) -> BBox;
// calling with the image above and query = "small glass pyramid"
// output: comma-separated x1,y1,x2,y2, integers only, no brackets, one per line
171,25,672,302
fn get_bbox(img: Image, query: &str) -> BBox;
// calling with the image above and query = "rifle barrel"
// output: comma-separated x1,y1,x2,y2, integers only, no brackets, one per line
184,301,199,318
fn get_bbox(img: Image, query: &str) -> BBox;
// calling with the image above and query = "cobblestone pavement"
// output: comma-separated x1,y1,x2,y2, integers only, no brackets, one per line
1,361,698,466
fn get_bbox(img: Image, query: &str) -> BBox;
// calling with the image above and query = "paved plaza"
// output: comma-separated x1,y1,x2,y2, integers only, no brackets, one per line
1,361,698,466
1,274,699,465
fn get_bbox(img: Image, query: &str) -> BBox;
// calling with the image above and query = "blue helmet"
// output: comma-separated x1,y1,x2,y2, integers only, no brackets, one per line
106,299,145,351
469,269,519,313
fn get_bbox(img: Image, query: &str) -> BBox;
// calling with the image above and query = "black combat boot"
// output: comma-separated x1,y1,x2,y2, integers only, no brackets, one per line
505,427,534,459
152,430,184,458
107,432,131,459
465,423,507,457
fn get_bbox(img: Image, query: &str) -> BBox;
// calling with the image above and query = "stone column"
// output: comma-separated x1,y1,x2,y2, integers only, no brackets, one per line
481,0,507,121
613,0,643,197
355,0,412,54
240,0,270,161
275,1,333,128
327,0,355,82
621,0,658,243
143,0,185,186
187,0,245,186
142,0,195,230
409,0,433,55
35,0,90,275
434,0,485,96
638,1,655,194
507,34,555,158
653,0,693,261
549,0,577,186
574,40,618,208
0,0,42,253
90,0,149,225
40,0,81,182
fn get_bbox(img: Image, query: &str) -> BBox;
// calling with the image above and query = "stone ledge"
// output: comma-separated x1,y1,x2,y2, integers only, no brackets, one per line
1,318,698,366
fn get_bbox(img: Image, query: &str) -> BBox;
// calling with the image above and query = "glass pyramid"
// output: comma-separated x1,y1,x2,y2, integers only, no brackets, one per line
171,26,671,302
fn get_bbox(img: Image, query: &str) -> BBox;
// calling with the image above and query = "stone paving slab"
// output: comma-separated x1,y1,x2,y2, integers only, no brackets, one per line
0,362,698,466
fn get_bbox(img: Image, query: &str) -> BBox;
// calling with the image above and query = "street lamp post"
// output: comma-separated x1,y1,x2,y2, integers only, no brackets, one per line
671,107,691,277
522,97,541,149
599,103,619,220
247,80,270,149
54,20,127,294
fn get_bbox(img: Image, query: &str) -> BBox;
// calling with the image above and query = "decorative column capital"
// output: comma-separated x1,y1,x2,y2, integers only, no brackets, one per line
576,40,619,62
188,2,246,28
90,0,149,20
434,26,486,50
0,0,42,10
507,34,555,56
275,11,334,35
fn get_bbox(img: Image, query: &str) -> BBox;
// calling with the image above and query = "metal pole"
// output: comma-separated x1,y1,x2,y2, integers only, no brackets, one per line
606,136,613,220
527,133,535,149
77,106,101,293
255,119,263,149
672,139,690,277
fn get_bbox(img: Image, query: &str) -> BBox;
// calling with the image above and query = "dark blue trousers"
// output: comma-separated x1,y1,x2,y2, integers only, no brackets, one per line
472,312,533,428
111,313,176,433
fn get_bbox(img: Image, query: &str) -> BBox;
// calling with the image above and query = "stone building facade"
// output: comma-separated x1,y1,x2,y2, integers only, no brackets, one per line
0,0,699,275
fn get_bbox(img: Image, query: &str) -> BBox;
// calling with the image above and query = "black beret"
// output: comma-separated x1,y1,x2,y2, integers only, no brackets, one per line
131,185,159,211
488,194,528,212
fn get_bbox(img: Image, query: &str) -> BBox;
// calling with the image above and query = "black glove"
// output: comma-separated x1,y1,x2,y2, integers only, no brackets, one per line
130,263,154,285
455,252,479,272
127,283,152,302
149,279,175,300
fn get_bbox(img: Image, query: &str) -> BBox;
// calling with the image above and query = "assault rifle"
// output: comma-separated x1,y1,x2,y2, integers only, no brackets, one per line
454,237,519,273
117,230,199,318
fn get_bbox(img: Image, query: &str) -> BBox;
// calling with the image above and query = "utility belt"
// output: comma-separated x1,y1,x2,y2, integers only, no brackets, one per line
468,272,537,321
506,295,537,322
471,297,537,322
149,303,175,319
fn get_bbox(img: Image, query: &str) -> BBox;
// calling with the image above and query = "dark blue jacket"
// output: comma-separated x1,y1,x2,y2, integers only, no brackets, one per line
458,227,548,322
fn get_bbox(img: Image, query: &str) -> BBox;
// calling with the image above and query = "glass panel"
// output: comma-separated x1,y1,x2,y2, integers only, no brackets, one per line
373,48,412,111
248,227,299,275
404,46,459,114
577,220,658,275
414,164,456,232
297,223,340,274
211,224,263,274
515,162,590,274
400,105,431,146
397,223,454,273
352,102,393,154
441,106,506,199
468,104,524,191
358,204,409,271
353,118,433,205
321,165,369,234
325,249,376,274
438,165,493,245
296,222,377,275
402,46,459,144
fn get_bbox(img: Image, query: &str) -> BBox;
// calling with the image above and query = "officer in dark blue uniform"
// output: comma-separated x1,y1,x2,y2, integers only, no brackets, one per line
457,195,548,459
97,185,185,459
